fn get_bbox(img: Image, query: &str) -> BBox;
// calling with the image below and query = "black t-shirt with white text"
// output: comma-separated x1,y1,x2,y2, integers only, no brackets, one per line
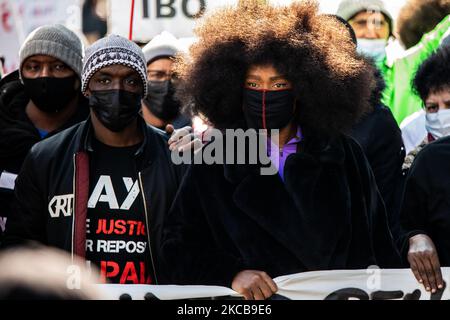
86,138,154,284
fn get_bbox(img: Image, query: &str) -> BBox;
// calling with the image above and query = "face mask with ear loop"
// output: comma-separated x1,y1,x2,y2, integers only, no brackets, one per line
89,89,142,132
242,88,297,130
425,109,450,139
22,75,79,113
356,38,387,61
143,80,181,121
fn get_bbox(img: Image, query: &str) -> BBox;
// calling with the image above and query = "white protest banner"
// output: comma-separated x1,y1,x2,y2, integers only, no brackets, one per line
0,0,82,75
96,268,450,300
15,0,82,36
108,0,240,42
0,0,22,74
273,268,449,300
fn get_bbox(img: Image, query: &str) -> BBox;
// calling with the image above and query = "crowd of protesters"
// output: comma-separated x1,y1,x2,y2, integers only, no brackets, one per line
1,0,450,300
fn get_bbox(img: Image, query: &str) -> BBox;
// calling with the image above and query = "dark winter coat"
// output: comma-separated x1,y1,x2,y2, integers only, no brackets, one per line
397,136,450,266
351,104,405,239
0,71,89,245
161,133,402,287
351,62,405,240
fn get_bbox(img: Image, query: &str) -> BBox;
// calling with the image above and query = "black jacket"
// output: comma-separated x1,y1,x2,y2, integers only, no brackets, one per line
397,136,450,265
3,118,186,284
351,63,405,240
0,71,89,245
161,134,402,287
351,104,405,239
0,71,89,171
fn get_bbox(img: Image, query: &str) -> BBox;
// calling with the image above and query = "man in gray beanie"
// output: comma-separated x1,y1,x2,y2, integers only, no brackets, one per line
0,24,89,247
18,24,84,115
4,34,186,286
337,0,392,61
141,31,191,130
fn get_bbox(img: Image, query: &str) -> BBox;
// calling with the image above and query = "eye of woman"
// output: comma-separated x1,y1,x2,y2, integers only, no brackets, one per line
426,104,438,113
273,82,288,89
246,81,258,88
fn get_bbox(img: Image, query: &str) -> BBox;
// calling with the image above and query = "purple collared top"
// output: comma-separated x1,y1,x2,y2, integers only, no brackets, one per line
268,126,302,182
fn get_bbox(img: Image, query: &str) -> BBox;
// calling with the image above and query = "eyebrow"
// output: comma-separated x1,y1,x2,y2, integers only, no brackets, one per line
246,75,288,81
351,19,368,23
246,75,261,80
25,58,59,64
147,69,168,73
270,76,287,81
95,69,139,77
425,101,450,106
351,16,386,23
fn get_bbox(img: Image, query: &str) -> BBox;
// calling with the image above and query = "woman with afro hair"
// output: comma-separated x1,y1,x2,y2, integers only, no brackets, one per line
161,0,401,299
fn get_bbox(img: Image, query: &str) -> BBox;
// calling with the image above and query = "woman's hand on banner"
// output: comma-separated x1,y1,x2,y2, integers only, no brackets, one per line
231,270,278,300
408,234,443,293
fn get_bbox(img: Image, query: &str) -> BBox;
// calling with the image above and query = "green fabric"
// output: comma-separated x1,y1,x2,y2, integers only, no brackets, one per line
380,15,450,125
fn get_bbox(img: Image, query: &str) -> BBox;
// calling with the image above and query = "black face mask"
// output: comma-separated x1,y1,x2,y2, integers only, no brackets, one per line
89,90,142,132
243,88,296,129
143,80,181,121
23,76,78,113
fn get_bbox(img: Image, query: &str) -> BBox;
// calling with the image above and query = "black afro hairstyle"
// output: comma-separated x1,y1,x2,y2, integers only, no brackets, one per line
175,0,376,137
413,46,450,102
326,14,357,45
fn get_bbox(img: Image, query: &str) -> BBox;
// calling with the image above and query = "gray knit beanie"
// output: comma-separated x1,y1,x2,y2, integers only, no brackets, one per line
337,0,392,22
82,35,148,96
19,24,83,79
142,31,182,65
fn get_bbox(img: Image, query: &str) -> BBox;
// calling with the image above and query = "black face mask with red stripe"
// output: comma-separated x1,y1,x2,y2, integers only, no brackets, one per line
243,88,296,130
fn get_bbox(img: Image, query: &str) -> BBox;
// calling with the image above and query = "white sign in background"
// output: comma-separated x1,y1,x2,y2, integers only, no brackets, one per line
108,0,409,44
97,268,450,300
0,0,21,74
0,0,81,75
109,0,241,42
